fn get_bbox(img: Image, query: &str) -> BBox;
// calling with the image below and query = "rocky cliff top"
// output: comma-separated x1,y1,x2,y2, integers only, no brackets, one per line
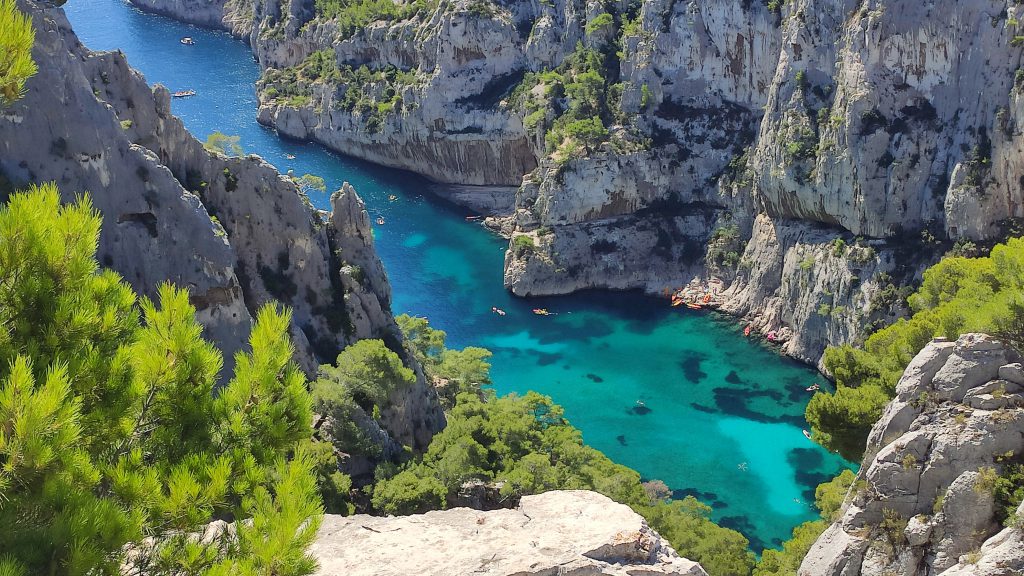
309,490,707,576
801,333,1024,575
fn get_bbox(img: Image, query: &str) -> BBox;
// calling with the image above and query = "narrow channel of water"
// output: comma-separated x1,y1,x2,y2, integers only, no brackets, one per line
65,0,851,550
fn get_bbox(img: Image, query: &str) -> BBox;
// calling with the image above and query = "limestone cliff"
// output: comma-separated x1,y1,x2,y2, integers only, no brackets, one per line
800,334,1024,575
124,0,1024,369
0,0,443,453
309,490,708,576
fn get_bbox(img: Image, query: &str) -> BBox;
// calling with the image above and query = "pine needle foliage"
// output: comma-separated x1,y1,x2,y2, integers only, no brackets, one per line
0,0,36,107
0,184,324,576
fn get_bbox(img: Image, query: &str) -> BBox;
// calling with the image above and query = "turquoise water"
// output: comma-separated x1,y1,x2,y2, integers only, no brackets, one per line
65,0,851,551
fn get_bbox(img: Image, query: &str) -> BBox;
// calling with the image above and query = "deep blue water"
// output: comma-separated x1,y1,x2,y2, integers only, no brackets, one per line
65,0,851,551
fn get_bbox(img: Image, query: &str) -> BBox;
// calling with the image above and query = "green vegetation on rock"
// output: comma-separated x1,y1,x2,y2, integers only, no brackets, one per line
203,131,244,156
0,0,36,107
260,49,420,133
313,0,437,38
0,184,325,576
809,238,1024,460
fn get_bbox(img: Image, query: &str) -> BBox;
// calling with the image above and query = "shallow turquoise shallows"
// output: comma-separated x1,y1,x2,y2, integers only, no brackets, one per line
66,0,852,551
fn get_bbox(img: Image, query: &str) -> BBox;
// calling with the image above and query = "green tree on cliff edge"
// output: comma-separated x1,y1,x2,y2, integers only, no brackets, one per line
0,0,37,107
0,184,323,575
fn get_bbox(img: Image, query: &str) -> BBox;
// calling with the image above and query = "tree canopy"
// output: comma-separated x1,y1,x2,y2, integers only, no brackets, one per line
0,184,324,575
0,0,36,107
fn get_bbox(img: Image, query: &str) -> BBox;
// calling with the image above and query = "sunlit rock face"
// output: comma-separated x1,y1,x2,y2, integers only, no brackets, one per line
310,490,709,576
801,334,1024,576
128,0,1024,367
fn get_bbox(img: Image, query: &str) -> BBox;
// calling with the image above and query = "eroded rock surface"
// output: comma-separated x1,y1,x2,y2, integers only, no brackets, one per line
123,0,1024,367
310,490,708,576
801,334,1024,575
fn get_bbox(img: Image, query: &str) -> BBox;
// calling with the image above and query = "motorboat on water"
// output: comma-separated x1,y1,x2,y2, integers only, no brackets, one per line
172,89,196,98
180,37,195,45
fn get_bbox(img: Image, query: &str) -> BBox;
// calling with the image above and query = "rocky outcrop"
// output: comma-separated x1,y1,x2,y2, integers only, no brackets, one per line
800,334,1024,575
128,0,253,37
1,0,443,452
309,490,708,576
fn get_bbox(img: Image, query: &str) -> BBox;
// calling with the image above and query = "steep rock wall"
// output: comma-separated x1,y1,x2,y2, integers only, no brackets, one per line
128,0,1024,368
801,334,1024,575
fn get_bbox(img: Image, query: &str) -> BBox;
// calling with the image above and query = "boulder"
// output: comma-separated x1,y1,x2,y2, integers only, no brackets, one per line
309,491,707,576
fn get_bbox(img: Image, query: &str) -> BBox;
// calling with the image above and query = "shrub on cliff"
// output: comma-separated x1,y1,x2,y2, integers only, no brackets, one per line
0,185,324,575
204,131,244,156
0,0,36,107
313,0,436,38
808,238,1024,460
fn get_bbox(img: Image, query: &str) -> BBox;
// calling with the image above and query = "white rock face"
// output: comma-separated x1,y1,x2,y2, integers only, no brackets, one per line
128,0,1024,369
800,334,1024,576
3,0,444,452
310,490,708,576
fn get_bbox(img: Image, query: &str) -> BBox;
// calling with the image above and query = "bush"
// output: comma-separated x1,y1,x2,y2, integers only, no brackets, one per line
512,234,536,256
585,12,613,35
204,131,244,156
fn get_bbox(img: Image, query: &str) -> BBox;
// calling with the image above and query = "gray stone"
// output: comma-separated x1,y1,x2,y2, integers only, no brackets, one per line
309,491,708,576
801,335,1024,576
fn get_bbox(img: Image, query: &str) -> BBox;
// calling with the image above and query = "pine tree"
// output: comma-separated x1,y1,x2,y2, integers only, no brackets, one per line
0,184,325,575
0,0,36,107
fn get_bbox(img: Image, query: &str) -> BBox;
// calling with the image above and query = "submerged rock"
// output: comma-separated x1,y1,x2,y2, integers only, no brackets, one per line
309,490,708,576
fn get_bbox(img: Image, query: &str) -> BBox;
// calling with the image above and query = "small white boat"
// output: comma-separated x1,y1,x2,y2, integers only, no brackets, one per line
180,36,195,45
172,89,196,98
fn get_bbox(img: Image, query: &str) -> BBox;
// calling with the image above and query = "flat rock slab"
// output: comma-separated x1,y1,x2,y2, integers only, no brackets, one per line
311,490,707,576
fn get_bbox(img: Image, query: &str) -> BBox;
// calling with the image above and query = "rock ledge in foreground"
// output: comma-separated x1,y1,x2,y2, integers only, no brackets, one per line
310,490,707,576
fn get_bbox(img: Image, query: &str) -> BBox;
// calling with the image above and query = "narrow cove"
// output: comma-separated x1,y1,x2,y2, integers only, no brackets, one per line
66,0,852,551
